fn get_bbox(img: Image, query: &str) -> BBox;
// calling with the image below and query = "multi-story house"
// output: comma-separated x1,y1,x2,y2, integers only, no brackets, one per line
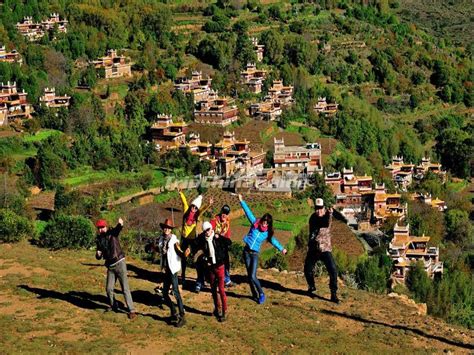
250,37,265,62
39,88,70,109
0,81,33,125
240,63,267,94
149,114,188,151
194,97,239,127
92,49,132,79
249,101,282,121
16,14,67,41
268,80,294,107
415,157,446,182
410,193,447,212
0,46,22,65
385,156,414,190
388,222,443,285
313,97,338,116
273,138,322,176
174,71,214,103
372,183,406,224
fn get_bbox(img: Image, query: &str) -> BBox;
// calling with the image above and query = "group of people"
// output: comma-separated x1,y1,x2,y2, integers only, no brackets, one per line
95,191,339,327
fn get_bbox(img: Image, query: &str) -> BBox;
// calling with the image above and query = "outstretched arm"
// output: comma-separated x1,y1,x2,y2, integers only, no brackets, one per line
238,194,256,225
269,236,286,253
179,191,189,213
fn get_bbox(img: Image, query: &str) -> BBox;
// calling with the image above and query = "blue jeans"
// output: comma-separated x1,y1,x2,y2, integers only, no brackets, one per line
163,270,184,317
243,246,263,298
224,266,231,284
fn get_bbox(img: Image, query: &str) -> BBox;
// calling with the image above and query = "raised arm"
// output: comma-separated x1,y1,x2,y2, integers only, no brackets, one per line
179,191,189,212
240,200,256,225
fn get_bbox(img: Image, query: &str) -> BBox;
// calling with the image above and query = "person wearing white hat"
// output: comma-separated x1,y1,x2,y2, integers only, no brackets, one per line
194,221,232,322
177,188,213,289
304,197,339,303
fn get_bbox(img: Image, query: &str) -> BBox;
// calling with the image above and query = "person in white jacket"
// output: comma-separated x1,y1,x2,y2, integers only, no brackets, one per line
157,218,190,327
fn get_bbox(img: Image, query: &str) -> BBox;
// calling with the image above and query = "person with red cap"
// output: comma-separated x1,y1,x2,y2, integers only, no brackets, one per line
95,217,136,319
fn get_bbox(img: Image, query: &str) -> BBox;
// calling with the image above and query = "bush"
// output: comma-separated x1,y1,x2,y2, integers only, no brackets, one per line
263,252,288,271
0,209,35,243
406,261,433,302
228,241,244,267
39,214,95,249
355,255,391,293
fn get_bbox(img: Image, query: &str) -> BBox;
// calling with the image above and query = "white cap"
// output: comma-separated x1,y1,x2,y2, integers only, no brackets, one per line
202,221,213,232
191,195,203,209
315,198,324,207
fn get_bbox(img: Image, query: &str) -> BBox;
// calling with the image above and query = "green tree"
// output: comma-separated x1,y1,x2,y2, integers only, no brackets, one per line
406,261,433,302
355,255,391,293
445,209,473,246
436,128,473,178
308,172,335,207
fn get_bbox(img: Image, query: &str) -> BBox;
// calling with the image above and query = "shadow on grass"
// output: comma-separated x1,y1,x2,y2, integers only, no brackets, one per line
127,264,164,284
18,285,109,311
321,309,474,350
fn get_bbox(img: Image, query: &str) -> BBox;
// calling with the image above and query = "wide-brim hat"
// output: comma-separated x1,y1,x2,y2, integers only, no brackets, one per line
160,218,175,229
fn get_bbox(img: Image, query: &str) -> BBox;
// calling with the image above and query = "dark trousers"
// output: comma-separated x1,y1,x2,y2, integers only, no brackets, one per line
180,238,192,282
304,242,338,293
243,246,263,298
208,264,227,313
162,269,184,317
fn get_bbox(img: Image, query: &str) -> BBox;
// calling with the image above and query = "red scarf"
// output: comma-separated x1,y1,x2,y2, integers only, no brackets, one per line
253,218,268,232
186,210,197,226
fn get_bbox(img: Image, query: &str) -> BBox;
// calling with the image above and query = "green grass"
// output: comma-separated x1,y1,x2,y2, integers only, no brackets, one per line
154,190,178,204
446,180,468,193
22,129,61,143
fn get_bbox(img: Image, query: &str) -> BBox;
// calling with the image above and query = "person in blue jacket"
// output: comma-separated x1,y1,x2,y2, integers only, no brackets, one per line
238,194,287,304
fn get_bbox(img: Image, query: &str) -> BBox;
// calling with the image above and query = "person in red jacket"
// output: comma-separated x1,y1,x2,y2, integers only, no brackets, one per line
210,205,233,287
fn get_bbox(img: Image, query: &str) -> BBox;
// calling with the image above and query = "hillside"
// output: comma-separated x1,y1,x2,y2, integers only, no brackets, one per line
0,242,472,353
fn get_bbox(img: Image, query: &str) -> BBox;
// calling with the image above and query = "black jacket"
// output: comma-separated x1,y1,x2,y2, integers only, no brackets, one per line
96,224,125,267
195,232,231,267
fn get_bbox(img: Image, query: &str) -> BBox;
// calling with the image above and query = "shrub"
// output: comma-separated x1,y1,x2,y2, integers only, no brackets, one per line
263,252,288,271
406,261,433,302
355,255,391,293
39,214,95,249
228,241,244,267
0,209,35,243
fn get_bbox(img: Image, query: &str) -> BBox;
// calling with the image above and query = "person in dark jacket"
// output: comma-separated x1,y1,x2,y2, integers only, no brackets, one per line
210,204,233,287
195,221,232,322
95,218,136,319
304,198,339,304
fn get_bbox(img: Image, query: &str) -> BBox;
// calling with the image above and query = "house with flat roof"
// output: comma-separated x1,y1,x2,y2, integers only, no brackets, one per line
174,71,214,103
250,37,264,62
194,97,239,127
0,46,22,65
39,88,70,109
388,222,443,285
92,49,132,79
273,138,322,176
0,81,33,125
240,63,267,94
268,80,294,107
16,14,67,41
314,97,338,116
150,114,188,150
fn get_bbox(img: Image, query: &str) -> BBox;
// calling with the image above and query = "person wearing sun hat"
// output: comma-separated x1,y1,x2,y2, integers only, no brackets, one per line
177,188,213,290
304,198,339,304
95,217,137,319
156,217,190,327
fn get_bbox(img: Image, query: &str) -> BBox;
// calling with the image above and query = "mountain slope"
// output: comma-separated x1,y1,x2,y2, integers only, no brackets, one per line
0,242,472,353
